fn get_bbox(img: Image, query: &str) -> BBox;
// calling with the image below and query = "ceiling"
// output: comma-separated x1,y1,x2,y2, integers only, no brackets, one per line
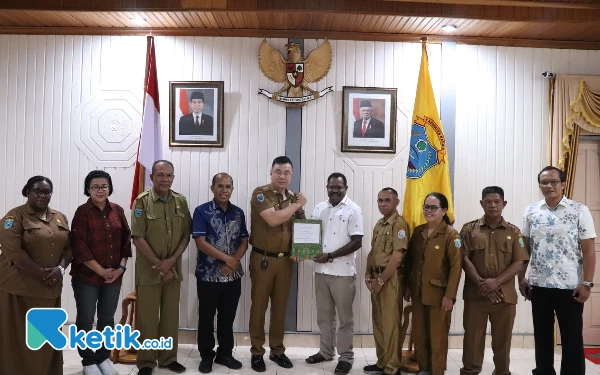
0,0,599,49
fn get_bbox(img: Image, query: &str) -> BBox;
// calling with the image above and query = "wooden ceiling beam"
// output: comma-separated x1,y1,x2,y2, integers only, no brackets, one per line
380,0,600,10
1,0,600,23
0,25,598,50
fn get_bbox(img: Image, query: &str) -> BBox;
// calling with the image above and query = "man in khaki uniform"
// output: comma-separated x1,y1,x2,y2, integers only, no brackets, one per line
249,156,307,372
363,188,409,375
460,186,529,375
131,160,192,375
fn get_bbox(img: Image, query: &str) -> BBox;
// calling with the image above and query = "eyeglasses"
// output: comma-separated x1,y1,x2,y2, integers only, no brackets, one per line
539,180,562,187
90,185,110,192
423,204,440,212
30,189,53,197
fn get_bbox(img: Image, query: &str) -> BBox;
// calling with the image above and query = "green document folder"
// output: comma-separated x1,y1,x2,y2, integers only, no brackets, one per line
292,219,323,259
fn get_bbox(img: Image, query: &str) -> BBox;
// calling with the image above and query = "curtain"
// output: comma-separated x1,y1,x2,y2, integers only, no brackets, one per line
550,75,600,198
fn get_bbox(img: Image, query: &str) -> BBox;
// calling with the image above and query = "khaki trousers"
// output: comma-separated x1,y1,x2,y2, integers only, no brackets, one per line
136,281,181,369
371,272,404,375
412,299,451,375
249,251,293,356
461,300,516,375
315,272,356,363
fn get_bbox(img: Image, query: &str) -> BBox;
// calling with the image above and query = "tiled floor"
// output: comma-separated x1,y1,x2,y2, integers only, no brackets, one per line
63,345,600,375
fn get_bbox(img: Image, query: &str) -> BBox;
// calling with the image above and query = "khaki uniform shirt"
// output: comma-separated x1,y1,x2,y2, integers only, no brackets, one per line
131,189,192,286
460,217,529,304
249,184,301,253
407,222,462,307
0,205,71,299
367,211,409,275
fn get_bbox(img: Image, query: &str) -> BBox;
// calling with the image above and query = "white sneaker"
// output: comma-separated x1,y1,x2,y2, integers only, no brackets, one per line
83,365,103,375
97,359,119,375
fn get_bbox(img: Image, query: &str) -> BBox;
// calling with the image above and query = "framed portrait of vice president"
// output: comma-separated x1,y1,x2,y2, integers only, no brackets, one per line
341,86,397,153
169,81,224,147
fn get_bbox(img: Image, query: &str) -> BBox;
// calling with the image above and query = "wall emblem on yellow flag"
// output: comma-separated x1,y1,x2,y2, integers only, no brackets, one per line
258,39,333,107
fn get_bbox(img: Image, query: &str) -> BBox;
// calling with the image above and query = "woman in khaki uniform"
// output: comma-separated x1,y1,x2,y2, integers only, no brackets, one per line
405,192,462,375
0,176,71,375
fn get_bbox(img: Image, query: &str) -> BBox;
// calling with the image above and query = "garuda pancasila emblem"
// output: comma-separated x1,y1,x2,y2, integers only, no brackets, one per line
258,39,333,106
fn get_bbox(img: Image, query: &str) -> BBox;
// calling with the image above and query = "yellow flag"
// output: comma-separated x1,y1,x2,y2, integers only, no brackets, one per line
402,41,454,231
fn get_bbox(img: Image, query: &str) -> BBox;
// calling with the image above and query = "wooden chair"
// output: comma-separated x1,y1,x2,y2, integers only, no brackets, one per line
398,302,420,373
110,291,138,364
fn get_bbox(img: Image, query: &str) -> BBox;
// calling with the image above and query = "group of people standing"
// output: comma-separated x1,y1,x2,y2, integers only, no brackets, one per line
0,157,595,375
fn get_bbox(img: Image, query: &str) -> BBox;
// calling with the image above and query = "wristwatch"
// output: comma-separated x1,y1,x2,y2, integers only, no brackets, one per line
377,277,385,286
119,265,127,272
583,281,594,289
57,265,65,275
327,253,334,263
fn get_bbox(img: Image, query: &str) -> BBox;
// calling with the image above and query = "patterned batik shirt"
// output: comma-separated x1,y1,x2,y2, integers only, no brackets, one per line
522,196,596,289
192,200,249,282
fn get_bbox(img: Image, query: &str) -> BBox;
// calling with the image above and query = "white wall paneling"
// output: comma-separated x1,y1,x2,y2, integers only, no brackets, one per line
1,34,600,336
298,40,442,333
454,45,600,335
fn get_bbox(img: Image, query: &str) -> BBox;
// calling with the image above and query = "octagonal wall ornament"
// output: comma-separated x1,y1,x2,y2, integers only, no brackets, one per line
73,90,144,168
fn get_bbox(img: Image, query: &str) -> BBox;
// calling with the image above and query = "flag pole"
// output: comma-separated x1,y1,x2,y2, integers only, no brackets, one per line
137,33,153,195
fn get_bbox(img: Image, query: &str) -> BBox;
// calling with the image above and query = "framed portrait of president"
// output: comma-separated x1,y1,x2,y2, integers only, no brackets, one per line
169,81,224,147
341,86,397,153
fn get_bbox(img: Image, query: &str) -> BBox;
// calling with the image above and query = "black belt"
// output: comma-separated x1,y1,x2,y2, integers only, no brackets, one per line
252,248,290,258
372,266,385,273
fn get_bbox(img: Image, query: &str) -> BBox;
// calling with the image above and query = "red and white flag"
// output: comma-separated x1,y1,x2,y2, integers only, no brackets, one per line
131,36,163,208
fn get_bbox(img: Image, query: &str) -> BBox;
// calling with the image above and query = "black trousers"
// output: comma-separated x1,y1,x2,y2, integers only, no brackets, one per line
197,278,242,359
531,286,585,375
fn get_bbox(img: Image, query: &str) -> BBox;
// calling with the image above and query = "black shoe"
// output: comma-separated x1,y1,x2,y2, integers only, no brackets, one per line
305,353,333,364
138,368,153,375
335,361,352,375
215,355,242,370
199,358,213,373
251,355,266,372
269,354,293,369
159,361,186,373
363,364,384,374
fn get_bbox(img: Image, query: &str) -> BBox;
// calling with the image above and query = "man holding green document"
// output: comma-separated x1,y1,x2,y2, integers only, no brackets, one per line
304,172,364,375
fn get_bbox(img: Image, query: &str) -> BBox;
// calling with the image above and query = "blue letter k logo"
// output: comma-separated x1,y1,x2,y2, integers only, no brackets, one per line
26,308,68,350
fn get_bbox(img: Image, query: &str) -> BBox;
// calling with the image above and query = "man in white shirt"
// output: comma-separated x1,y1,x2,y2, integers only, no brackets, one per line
304,173,364,375
520,166,596,375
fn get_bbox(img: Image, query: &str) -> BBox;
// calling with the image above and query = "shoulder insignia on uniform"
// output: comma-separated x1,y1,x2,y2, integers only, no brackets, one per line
454,238,462,248
56,219,62,223
507,235,512,240
257,193,265,203
134,209,143,217
4,218,14,229
398,230,406,239
519,237,525,248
